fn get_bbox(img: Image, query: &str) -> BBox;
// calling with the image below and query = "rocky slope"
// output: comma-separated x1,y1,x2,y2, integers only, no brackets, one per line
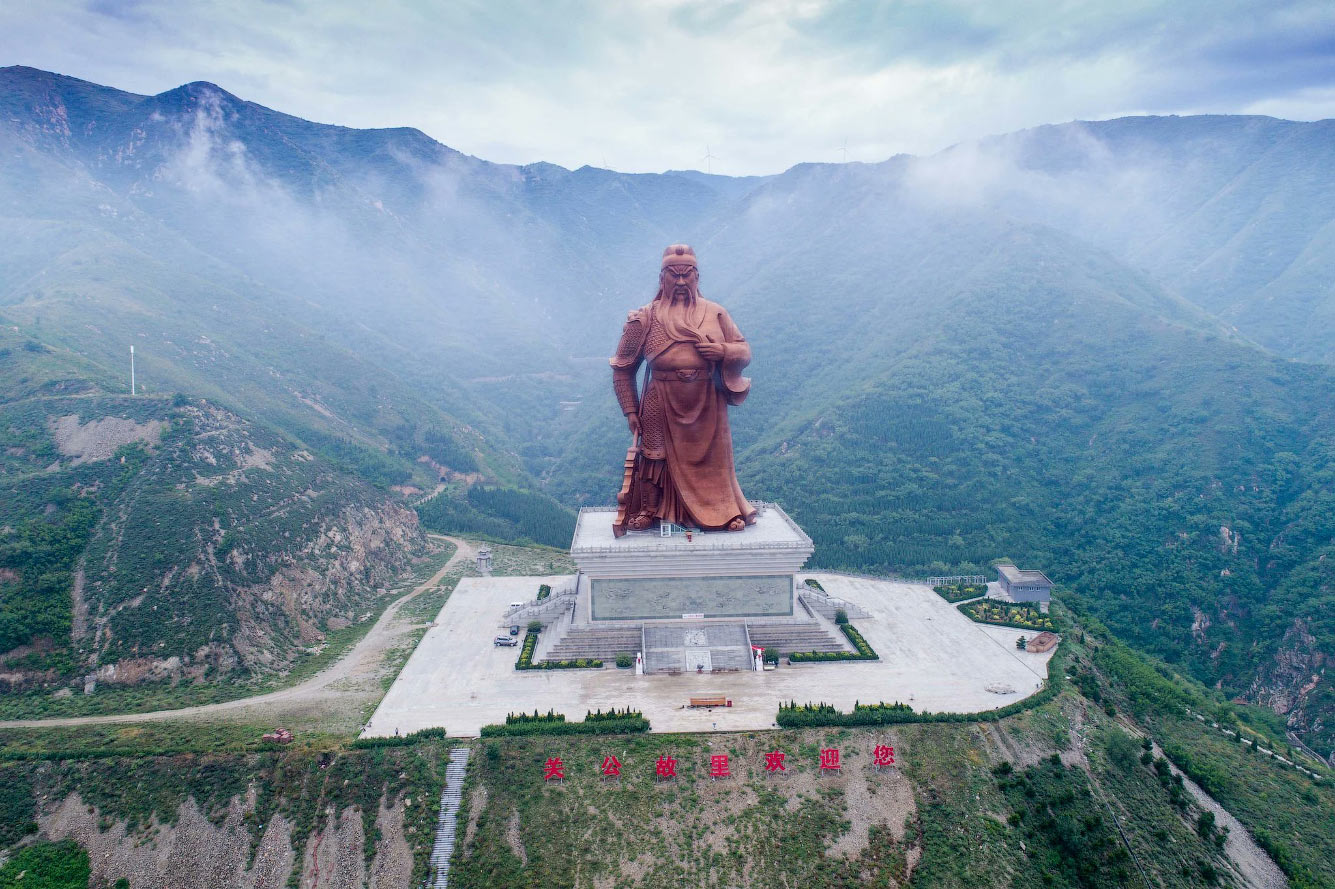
0,390,429,696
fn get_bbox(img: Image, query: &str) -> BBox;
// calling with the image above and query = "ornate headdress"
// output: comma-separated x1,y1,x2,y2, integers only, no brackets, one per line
660,244,698,268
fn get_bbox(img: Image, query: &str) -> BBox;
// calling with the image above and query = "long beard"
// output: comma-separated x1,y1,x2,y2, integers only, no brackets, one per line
655,279,699,306
653,280,705,343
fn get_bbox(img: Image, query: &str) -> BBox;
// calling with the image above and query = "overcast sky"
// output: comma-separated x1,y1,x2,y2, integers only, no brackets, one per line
4,0,1334,174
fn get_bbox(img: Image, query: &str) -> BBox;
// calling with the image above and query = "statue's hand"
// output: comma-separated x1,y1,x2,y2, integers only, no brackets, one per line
695,340,726,361
627,413,641,437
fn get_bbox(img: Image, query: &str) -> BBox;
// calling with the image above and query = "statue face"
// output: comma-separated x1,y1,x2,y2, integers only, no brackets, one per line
662,264,698,301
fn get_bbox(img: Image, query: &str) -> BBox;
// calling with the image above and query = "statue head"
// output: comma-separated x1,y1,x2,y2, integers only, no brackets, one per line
658,244,700,304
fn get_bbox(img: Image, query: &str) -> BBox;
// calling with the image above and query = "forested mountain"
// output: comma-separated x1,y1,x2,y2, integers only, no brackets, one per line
2,65,1333,758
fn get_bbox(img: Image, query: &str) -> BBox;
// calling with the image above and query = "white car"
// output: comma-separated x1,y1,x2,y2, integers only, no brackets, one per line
493,636,519,647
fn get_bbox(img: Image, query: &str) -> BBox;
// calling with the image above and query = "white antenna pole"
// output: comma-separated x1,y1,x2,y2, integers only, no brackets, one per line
130,345,135,395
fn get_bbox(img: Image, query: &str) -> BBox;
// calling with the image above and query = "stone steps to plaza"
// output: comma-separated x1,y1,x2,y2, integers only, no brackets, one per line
545,625,644,661
429,746,470,889
746,621,847,654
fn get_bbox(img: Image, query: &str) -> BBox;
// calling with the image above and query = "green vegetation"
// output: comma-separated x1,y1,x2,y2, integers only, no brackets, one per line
349,726,449,749
0,840,90,889
934,582,988,602
994,756,1134,886
1068,615,1335,887
960,600,1056,631
514,630,602,670
479,709,649,737
803,578,825,592
416,484,575,548
788,623,877,662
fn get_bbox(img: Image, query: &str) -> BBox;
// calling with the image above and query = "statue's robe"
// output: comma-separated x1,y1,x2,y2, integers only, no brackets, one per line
610,295,757,531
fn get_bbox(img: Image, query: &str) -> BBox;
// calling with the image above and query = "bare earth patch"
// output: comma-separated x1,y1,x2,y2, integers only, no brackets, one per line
49,414,165,464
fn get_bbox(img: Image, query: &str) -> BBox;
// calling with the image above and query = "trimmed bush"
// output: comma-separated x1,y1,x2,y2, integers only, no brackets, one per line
615,652,633,669
934,583,988,603
789,623,878,662
481,709,648,737
959,600,1055,631
515,631,603,670
803,578,825,592
351,726,448,749
834,608,849,625
537,583,551,600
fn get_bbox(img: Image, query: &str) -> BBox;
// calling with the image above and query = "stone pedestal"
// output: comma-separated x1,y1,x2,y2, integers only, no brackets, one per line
570,502,813,622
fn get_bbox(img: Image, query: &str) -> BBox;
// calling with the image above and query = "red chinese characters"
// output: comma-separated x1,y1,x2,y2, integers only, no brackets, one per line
542,757,565,781
763,750,786,773
709,754,731,779
873,744,895,767
655,754,678,780
601,754,622,779
819,748,841,771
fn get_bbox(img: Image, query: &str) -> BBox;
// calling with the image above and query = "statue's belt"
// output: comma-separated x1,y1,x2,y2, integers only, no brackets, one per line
653,367,711,382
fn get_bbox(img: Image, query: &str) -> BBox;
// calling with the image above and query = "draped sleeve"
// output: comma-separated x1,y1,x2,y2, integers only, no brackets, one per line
716,307,751,405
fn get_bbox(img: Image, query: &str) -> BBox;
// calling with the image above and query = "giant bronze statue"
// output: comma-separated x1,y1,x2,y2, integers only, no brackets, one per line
611,245,757,536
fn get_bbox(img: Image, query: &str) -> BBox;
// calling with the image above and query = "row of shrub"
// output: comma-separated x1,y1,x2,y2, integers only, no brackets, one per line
788,623,878,662
514,630,603,670
350,727,448,749
777,642,1067,727
504,709,565,725
933,583,988,602
480,711,649,737
959,600,1055,631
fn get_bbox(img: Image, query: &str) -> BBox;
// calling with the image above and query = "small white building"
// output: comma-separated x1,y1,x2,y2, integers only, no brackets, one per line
995,565,1053,611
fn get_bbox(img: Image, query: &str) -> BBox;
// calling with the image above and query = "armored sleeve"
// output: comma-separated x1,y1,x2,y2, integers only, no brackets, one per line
610,315,645,416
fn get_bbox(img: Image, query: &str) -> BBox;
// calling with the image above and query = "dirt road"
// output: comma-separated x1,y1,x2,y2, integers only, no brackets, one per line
0,535,475,730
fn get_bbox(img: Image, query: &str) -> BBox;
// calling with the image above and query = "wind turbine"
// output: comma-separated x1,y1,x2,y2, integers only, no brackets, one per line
838,138,848,164
701,145,718,174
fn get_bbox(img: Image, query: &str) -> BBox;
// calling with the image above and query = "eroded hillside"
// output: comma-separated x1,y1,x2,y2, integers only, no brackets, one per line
0,390,430,703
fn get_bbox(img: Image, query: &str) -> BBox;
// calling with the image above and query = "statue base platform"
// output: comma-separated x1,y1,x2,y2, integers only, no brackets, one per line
570,502,814,622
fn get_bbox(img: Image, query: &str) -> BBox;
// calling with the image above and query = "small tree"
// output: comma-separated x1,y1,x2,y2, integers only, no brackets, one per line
834,608,849,625
527,619,543,633
1016,636,1027,650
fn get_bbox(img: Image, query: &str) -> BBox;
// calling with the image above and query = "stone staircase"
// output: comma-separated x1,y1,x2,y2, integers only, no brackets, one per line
544,624,644,661
504,587,578,624
746,621,847,656
429,746,471,889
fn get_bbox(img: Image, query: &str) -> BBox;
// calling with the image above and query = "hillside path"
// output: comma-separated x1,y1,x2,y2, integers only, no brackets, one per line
0,534,475,729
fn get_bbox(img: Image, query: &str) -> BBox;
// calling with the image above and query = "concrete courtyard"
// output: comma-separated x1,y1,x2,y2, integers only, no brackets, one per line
363,572,1056,738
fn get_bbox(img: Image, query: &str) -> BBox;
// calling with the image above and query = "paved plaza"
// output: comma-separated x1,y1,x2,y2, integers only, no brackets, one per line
363,573,1057,738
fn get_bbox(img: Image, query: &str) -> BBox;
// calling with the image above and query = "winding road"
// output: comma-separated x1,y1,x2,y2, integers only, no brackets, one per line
0,535,475,729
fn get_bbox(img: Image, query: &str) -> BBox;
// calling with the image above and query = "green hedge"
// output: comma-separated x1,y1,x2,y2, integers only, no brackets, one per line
514,631,602,670
480,710,649,737
789,624,878,662
778,641,1067,727
350,727,448,749
934,583,988,603
803,578,825,592
958,600,1056,631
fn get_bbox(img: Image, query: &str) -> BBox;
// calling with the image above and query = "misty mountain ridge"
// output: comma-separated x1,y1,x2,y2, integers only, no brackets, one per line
2,65,1335,759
